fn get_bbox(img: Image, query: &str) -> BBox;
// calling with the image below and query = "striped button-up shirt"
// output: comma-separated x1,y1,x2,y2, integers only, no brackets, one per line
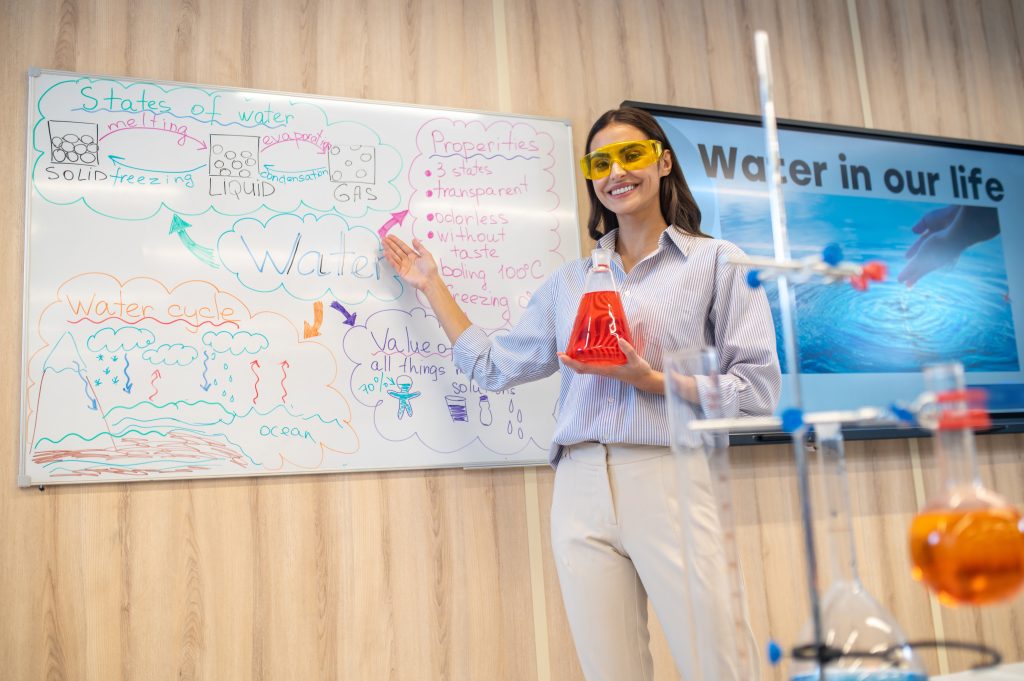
452,226,781,463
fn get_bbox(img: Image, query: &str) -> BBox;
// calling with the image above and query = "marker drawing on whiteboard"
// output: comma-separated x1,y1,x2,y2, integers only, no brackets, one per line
387,375,420,419
99,115,208,150
72,360,99,411
108,155,204,176
377,209,409,240
148,369,162,400
444,395,468,422
250,359,261,404
478,395,493,426
303,301,324,338
330,300,357,327
200,351,212,391
279,360,290,403
169,215,218,268
122,353,133,394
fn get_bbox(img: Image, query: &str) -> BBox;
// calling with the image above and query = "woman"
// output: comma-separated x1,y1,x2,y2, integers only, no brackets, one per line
384,107,780,681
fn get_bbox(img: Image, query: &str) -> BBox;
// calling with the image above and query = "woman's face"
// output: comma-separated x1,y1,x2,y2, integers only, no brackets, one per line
588,122,671,222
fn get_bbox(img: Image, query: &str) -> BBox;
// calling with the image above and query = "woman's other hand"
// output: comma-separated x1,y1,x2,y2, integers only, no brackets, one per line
557,338,665,395
384,235,439,291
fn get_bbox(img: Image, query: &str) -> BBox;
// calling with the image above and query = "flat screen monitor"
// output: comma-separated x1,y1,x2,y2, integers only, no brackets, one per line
625,101,1024,441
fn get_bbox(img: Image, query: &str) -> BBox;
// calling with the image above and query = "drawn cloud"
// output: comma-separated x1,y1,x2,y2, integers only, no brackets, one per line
201,330,269,355
86,327,156,352
142,343,199,366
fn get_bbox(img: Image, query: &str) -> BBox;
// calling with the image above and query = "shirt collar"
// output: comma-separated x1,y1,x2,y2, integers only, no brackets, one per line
597,225,698,258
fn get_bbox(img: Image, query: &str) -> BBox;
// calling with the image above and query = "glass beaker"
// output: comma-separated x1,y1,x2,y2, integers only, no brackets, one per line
664,346,759,681
790,422,927,681
908,362,1024,607
565,247,633,365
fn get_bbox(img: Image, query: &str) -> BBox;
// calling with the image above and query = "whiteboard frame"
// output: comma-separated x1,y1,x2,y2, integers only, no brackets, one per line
19,67,583,486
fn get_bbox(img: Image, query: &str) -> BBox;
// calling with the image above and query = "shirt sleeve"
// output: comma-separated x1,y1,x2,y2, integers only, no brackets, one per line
696,242,782,418
451,274,561,391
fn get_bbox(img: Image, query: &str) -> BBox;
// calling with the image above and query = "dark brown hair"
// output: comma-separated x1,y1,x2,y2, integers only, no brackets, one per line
584,107,707,241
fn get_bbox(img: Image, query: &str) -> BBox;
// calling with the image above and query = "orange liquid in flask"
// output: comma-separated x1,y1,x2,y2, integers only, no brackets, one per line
566,291,633,365
909,505,1024,606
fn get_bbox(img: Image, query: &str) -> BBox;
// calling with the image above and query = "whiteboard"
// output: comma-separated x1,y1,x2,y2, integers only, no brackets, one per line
20,69,580,486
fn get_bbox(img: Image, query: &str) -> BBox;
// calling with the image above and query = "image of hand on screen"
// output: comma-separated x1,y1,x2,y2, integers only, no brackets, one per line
898,204,1000,287
386,106,780,681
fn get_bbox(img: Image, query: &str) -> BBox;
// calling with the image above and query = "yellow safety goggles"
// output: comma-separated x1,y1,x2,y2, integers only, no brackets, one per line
580,139,663,180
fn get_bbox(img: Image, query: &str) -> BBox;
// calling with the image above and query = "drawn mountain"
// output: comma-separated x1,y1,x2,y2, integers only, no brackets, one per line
29,332,116,454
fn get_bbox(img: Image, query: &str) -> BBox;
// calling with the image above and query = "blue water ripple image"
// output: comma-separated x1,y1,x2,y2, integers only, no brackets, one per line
719,192,1019,374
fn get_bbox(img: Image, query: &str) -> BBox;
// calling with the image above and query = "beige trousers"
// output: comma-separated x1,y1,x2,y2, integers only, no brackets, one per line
550,442,747,681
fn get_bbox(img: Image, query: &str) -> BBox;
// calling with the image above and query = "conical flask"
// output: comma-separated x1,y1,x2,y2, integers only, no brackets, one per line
790,422,927,681
908,362,1024,607
664,346,759,681
565,248,633,365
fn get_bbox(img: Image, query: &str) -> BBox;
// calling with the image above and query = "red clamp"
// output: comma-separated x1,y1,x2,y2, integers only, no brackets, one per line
850,261,887,291
935,388,991,430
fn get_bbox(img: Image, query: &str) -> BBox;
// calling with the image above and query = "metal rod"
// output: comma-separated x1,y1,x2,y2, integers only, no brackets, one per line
755,30,825,680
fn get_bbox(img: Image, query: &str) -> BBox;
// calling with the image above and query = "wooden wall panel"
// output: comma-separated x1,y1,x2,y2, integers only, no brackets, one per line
858,0,1024,145
2,1,1023,680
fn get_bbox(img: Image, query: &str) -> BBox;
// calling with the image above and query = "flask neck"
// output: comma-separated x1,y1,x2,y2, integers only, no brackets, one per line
815,425,861,586
935,427,981,491
585,249,620,293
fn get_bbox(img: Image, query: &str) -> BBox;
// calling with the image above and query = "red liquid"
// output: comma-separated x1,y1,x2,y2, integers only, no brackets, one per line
565,291,633,365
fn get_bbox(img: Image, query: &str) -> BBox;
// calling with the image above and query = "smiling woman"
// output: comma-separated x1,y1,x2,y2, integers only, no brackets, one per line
383,106,780,681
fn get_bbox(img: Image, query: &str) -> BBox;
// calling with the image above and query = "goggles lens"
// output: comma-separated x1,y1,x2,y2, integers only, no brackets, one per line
580,139,663,180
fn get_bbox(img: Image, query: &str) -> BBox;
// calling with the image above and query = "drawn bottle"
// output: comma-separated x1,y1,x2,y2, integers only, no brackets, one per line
478,395,493,426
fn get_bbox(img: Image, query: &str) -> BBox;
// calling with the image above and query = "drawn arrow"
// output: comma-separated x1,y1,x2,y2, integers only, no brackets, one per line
250,359,261,404
279,360,290,403
377,209,409,240
200,351,212,391
303,301,324,338
122,353,133,394
148,369,162,400
169,215,219,268
261,138,328,152
262,163,327,175
72,361,99,411
330,300,357,327
99,126,207,150
109,155,205,175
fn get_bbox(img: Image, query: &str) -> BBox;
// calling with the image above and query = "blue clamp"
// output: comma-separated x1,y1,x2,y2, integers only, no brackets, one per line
767,640,783,665
746,269,763,289
822,242,843,266
781,408,804,433
890,403,917,426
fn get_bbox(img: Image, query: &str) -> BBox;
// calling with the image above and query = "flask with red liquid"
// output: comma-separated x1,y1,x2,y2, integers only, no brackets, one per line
566,248,633,365
908,362,1024,607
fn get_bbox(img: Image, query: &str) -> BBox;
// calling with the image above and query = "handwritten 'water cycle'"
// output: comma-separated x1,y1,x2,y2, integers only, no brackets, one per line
26,274,358,478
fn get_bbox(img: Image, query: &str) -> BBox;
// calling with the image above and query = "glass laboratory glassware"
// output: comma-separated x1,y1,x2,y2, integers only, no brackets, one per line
790,422,927,681
664,346,759,681
908,362,1024,607
565,248,633,365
